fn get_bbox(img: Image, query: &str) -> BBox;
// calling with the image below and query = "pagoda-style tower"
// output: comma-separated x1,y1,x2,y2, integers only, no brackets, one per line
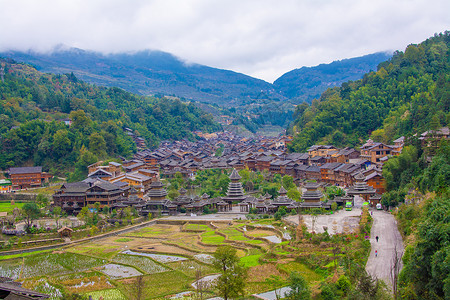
222,169,246,210
173,188,192,208
347,172,376,203
273,186,295,209
300,181,325,209
144,181,171,215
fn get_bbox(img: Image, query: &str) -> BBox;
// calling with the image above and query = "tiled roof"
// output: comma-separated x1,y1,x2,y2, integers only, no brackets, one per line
9,166,42,174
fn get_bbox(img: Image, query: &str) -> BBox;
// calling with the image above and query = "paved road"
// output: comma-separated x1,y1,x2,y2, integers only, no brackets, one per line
365,209,404,288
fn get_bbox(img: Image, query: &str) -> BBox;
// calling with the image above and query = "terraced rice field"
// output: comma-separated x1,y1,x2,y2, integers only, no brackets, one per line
112,253,169,274
85,288,126,300
0,219,325,299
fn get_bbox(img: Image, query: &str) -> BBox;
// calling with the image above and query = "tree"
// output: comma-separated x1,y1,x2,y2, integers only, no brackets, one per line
285,271,311,300
52,129,72,158
287,187,301,201
391,246,403,300
69,109,91,131
53,206,62,229
89,132,107,158
282,175,295,189
325,186,344,201
213,246,247,300
35,193,49,209
195,269,205,300
125,275,147,300
22,202,41,230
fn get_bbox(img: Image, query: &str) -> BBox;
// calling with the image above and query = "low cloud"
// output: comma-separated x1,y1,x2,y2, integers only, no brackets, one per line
0,0,448,82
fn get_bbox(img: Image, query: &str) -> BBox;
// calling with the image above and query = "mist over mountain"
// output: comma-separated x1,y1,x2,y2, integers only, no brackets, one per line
0,47,282,106
0,47,391,106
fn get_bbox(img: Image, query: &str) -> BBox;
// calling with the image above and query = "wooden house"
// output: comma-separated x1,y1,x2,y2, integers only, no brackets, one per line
8,166,48,190
360,140,394,164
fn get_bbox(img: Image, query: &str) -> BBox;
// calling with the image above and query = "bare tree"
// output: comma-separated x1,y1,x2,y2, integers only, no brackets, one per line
130,275,145,300
296,208,304,240
195,268,205,300
332,243,341,272
311,212,318,234
390,245,403,300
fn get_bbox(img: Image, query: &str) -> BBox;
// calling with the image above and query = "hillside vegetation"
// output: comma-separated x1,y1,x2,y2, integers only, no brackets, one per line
0,60,220,178
288,32,450,152
274,52,391,103
0,48,284,106
384,139,450,299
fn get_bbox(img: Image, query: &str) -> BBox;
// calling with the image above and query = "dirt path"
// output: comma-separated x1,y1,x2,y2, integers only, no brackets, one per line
365,210,404,288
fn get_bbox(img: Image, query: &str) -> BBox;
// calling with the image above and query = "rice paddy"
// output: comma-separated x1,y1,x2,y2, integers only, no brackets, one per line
0,219,328,299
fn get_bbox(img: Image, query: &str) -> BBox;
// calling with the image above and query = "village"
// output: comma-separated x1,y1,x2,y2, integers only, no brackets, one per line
2,127,449,221
0,127,447,299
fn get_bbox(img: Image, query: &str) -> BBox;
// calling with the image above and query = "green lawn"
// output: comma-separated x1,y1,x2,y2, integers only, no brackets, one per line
185,224,209,231
115,238,134,242
201,231,225,244
0,202,25,213
0,249,51,260
222,228,263,244
277,262,322,282
240,254,262,268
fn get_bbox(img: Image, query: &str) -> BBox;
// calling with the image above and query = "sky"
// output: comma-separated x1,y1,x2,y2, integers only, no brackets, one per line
0,0,449,82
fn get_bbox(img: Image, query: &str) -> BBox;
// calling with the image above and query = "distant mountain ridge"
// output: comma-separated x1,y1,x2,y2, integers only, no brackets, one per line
273,52,392,103
0,47,391,106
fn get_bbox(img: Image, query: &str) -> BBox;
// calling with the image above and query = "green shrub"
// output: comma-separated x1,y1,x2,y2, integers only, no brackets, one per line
321,283,338,300
337,275,351,294
274,212,282,221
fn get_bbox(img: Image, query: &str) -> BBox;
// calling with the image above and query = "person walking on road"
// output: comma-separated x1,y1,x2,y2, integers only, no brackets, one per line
375,250,378,257
376,235,379,242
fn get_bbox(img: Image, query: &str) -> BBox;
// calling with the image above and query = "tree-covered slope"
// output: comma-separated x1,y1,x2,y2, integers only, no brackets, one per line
274,52,392,103
0,60,220,177
288,32,450,152
382,139,450,299
0,47,284,106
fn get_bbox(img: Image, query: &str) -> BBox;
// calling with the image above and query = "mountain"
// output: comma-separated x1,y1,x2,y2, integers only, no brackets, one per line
0,47,283,106
0,47,391,107
0,59,220,177
288,32,450,152
273,52,392,103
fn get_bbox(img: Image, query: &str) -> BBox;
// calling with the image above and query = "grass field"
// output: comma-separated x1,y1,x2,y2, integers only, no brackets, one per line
185,223,209,231
240,254,262,267
0,201,26,212
277,262,322,282
201,230,225,244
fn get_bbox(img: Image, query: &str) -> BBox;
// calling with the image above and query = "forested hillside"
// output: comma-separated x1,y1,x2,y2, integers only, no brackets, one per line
288,32,450,152
0,48,284,106
382,138,449,299
0,60,220,178
274,52,391,103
